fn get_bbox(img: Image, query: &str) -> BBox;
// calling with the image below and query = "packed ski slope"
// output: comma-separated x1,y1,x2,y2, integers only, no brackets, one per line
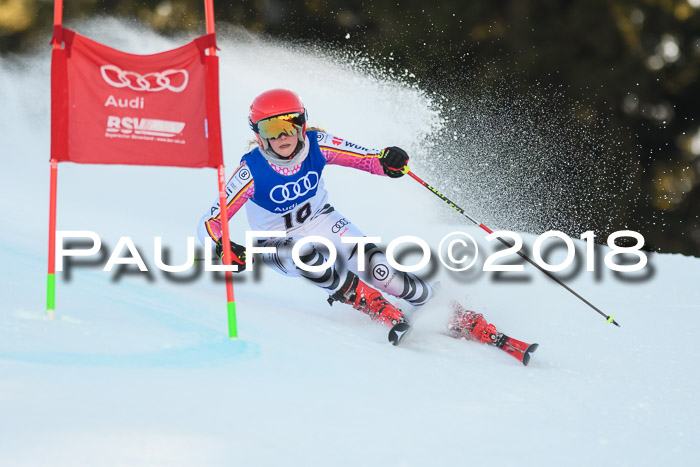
1,19,699,467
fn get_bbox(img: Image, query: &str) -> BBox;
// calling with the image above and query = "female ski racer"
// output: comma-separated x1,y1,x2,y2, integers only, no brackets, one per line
197,89,504,346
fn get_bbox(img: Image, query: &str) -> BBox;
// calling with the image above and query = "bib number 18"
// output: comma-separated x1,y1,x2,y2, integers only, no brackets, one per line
282,202,312,230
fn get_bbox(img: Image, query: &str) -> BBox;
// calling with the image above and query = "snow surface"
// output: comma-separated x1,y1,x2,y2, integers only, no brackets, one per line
1,19,699,467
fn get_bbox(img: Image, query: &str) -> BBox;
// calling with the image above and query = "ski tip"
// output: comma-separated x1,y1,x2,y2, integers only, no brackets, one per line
606,314,621,327
522,343,539,366
388,322,411,346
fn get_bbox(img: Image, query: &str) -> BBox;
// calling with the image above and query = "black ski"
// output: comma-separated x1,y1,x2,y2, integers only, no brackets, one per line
388,322,411,345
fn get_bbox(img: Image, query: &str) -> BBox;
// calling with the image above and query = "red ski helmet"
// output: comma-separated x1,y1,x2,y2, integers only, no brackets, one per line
249,89,307,149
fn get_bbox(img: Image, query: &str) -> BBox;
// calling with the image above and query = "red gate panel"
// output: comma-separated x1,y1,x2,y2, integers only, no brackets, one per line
51,27,222,168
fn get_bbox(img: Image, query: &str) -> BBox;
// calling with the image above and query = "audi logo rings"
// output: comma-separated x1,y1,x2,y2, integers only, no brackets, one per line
331,218,350,233
269,172,320,204
100,65,189,93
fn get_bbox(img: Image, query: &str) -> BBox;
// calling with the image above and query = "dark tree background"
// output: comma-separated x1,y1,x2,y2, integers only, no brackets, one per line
2,0,699,255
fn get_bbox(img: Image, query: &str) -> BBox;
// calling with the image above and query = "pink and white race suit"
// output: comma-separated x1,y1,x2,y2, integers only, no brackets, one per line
197,131,432,306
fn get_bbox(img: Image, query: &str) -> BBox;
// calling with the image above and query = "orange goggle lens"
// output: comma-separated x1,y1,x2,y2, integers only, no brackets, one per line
255,113,305,139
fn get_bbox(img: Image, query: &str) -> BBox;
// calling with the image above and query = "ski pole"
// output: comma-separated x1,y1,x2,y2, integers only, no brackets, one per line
407,170,620,327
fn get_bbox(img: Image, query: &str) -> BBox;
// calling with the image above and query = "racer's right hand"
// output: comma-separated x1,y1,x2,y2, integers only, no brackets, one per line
216,238,248,272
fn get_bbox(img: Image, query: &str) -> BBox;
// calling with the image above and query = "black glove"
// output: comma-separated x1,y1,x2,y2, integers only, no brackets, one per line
215,238,248,272
378,146,410,178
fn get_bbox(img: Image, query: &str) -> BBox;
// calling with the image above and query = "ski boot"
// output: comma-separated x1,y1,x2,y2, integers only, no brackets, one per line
447,300,538,365
447,300,501,344
328,272,406,326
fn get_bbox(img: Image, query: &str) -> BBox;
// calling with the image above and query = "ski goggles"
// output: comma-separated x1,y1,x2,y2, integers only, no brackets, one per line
252,112,306,140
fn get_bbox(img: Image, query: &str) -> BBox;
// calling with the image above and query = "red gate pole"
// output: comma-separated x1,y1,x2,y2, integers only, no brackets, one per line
47,0,64,320
204,0,237,338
